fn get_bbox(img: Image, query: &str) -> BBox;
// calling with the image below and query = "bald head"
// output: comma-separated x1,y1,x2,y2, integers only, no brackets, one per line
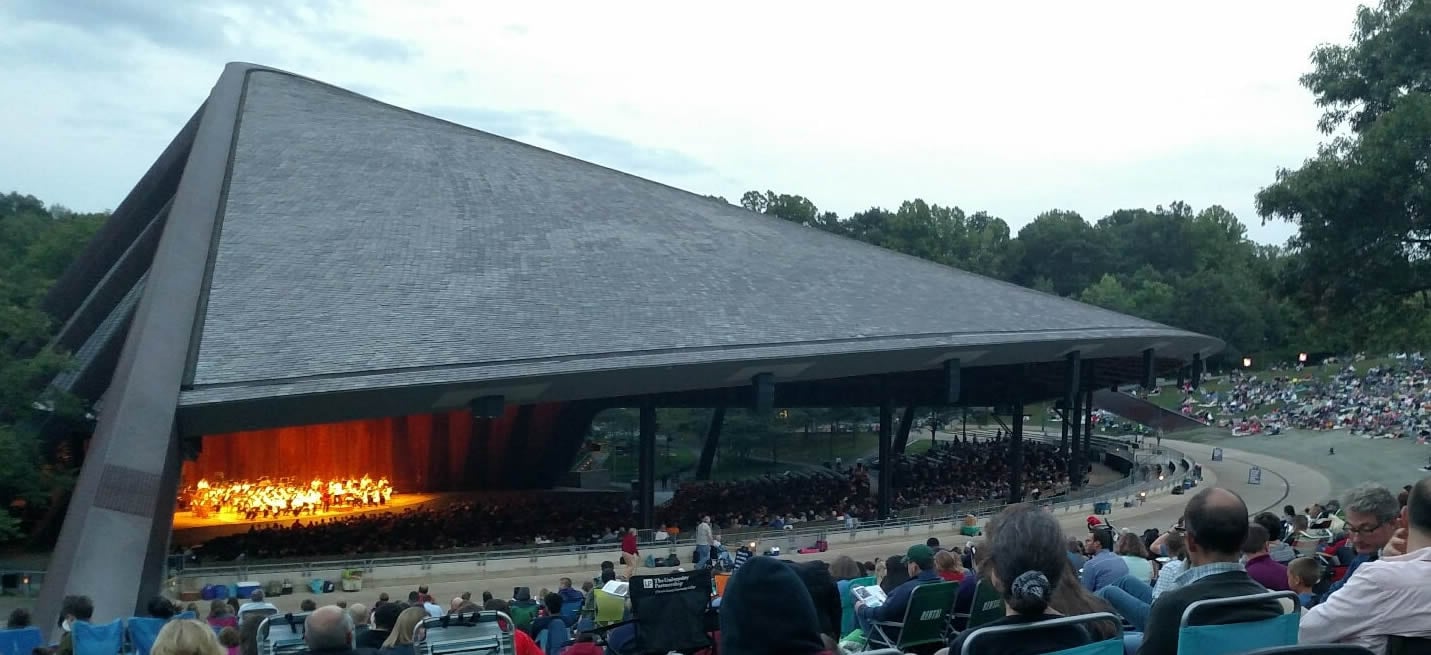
1184,487,1249,562
305,606,354,650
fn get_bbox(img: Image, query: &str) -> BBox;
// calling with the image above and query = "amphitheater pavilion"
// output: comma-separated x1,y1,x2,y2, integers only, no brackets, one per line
35,63,1222,624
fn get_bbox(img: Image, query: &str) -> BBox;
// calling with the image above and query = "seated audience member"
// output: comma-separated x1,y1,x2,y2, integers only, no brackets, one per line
358,602,402,650
720,556,830,655
301,599,319,612
1286,557,1321,609
380,607,428,655
1254,512,1296,563
1135,488,1285,655
219,626,242,655
1324,483,1400,598
346,604,368,643
147,596,177,619
1116,533,1153,584
829,555,864,597
237,591,277,616
7,608,31,629
304,606,375,655
948,506,1099,655
784,560,843,647
559,632,603,655
1299,477,1431,654
1067,538,1088,570
855,545,942,643
150,619,224,655
526,593,567,640
878,555,908,593
55,595,95,655
1149,532,1188,600
1080,528,1129,592
557,578,584,605
935,549,967,582
207,600,237,631
1242,524,1290,591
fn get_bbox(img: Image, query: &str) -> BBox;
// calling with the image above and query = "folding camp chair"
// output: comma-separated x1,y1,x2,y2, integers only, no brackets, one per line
127,617,169,655
1242,646,1374,655
592,590,626,626
257,612,311,655
415,611,514,655
72,620,124,655
964,580,1005,630
1175,591,1300,655
959,612,1123,655
841,576,877,636
0,627,44,655
867,581,959,652
597,569,712,655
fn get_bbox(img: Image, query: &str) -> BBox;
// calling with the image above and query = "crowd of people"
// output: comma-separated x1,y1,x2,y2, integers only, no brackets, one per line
178,476,394,521
24,473,1431,655
1176,354,1431,440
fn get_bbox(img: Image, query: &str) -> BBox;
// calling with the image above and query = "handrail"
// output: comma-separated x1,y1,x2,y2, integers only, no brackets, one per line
3,436,1187,584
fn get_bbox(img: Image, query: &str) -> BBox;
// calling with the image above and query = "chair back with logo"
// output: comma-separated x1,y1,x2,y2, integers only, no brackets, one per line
127,617,169,655
415,611,513,655
0,627,44,655
1175,591,1299,655
965,580,1005,630
72,620,124,655
841,576,876,636
257,612,311,655
628,569,713,655
960,612,1124,655
870,581,959,650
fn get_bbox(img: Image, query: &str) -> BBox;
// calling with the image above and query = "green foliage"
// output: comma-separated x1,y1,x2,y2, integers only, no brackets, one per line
1257,0,1431,317
0,191,104,542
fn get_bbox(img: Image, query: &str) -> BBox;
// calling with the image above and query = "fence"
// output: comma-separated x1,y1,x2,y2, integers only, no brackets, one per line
3,437,1191,598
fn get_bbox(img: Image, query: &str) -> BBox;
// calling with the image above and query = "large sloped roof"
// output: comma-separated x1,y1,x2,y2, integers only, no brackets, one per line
50,64,1221,432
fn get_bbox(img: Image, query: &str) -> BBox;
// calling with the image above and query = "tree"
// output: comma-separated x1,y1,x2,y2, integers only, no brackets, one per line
1012,210,1109,296
1257,0,1431,315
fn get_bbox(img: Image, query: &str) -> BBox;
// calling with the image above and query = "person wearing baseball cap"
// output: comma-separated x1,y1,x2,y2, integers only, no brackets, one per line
854,544,942,646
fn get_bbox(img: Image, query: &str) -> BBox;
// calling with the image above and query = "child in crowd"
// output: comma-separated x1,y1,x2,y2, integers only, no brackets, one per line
1287,557,1321,609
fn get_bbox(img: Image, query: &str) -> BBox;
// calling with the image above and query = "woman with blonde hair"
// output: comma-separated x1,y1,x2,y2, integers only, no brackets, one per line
151,619,225,655
381,606,429,655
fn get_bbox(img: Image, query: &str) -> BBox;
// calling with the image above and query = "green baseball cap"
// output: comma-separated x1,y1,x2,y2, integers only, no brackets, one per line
906,544,935,567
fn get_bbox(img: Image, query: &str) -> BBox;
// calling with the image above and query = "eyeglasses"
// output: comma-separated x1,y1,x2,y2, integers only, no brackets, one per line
1344,521,1388,536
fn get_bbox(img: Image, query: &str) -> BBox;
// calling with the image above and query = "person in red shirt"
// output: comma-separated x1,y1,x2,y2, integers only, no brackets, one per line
512,628,543,655
621,528,640,579
559,633,603,655
935,550,966,582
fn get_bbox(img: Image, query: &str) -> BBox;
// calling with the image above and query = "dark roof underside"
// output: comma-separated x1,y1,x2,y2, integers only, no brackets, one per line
180,70,1217,407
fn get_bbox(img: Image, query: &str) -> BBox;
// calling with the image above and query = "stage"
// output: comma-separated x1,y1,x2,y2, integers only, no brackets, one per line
171,492,441,546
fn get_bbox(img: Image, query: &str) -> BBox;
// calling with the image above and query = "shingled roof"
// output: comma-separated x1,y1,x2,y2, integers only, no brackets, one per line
50,64,1221,434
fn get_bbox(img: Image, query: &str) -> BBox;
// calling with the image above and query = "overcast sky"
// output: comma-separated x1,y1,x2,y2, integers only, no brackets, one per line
0,1,1364,244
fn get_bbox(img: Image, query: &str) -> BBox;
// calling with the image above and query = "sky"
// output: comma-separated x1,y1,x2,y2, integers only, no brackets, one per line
0,1,1366,245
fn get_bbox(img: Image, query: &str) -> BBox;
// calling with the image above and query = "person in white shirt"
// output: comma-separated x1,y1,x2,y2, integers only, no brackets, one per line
695,516,713,569
238,590,278,617
1300,476,1431,655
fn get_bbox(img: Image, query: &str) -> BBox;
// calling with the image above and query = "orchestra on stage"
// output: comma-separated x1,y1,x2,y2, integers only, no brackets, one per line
178,475,393,520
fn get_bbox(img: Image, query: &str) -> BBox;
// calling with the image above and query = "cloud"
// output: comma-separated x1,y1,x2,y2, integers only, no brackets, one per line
424,106,714,178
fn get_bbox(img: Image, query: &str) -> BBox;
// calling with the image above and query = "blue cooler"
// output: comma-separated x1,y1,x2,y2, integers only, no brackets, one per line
236,581,261,599
1094,501,1112,515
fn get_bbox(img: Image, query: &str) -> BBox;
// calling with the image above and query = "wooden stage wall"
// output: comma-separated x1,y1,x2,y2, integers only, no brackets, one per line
181,402,599,492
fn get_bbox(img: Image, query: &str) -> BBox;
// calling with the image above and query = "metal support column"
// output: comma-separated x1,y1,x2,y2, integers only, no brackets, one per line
1059,401,1070,459
1082,387,1095,482
695,407,725,481
638,401,657,530
893,405,916,454
1008,375,1026,504
878,397,894,520
1068,387,1084,489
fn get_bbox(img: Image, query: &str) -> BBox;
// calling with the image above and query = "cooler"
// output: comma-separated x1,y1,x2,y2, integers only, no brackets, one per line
1093,501,1112,515
236,581,262,599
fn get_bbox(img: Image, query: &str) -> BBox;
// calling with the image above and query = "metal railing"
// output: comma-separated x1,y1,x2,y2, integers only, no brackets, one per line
3,435,1191,592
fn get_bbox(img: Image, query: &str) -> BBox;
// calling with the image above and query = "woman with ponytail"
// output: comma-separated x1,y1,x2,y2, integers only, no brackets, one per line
946,505,1100,655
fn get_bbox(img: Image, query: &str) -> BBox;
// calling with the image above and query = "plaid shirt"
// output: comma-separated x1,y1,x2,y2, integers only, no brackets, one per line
1175,560,1247,586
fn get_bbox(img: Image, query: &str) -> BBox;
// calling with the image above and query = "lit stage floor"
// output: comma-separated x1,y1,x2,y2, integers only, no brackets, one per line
171,492,441,545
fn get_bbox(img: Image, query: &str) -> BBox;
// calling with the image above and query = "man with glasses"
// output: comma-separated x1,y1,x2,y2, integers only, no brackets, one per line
1324,483,1400,600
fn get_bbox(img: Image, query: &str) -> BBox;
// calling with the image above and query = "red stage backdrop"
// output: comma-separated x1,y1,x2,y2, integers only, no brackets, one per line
181,403,570,492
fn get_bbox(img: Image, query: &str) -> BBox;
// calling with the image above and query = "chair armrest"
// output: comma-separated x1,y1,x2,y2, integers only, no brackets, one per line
871,620,906,629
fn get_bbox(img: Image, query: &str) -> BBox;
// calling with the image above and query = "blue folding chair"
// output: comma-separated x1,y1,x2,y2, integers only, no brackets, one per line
559,600,582,624
1243,646,1374,655
175,612,196,620
127,617,169,655
72,619,124,655
0,627,45,655
1176,591,1300,655
959,611,1123,655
